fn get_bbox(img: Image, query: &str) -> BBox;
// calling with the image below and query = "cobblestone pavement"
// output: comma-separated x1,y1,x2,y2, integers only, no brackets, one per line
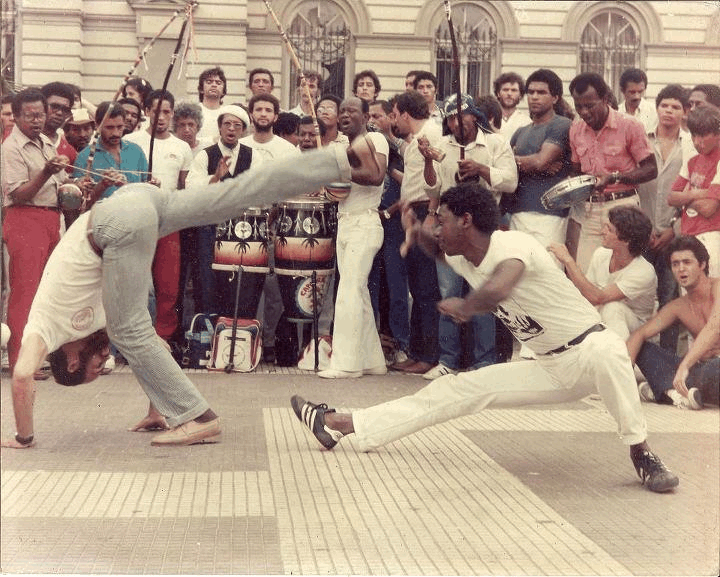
1,362,718,575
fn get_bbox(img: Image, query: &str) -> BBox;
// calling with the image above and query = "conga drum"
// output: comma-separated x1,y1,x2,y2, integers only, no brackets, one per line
273,199,337,319
212,207,270,318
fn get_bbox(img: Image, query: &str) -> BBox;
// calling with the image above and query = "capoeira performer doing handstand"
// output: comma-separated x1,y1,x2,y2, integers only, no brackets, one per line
2,139,383,449
292,182,679,493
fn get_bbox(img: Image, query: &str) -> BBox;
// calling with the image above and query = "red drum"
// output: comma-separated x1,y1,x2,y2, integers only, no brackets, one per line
277,272,332,320
213,207,270,273
273,200,337,273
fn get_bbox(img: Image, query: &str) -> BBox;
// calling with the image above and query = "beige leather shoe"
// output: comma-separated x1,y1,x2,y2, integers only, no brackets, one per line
151,418,221,446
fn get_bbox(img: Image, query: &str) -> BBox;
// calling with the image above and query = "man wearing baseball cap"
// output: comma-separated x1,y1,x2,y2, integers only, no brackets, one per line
64,108,95,153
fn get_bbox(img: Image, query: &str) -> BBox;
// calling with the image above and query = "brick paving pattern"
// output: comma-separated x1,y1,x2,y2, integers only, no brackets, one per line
2,366,718,575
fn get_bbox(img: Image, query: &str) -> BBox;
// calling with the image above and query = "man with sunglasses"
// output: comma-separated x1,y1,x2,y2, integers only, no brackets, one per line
40,82,77,170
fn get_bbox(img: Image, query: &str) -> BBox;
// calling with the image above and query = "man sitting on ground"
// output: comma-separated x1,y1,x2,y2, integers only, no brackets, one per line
548,206,656,340
627,235,719,410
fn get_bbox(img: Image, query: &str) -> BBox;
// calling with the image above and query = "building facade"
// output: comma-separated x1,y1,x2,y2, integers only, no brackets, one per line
2,0,719,106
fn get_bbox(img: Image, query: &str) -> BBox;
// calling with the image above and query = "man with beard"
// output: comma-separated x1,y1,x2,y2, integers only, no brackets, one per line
628,235,719,409
73,102,147,203
318,96,388,378
125,90,193,348
240,94,300,362
64,108,95,153
493,72,531,140
291,182,680,494
1,136,383,449
420,93,517,378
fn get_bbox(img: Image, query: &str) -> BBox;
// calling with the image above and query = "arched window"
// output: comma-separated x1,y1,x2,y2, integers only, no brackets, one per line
434,3,497,100
580,11,641,94
286,1,351,104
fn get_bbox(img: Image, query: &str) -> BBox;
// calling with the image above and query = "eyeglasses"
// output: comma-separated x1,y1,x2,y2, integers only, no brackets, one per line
316,106,336,113
49,102,72,115
20,112,46,122
221,121,245,130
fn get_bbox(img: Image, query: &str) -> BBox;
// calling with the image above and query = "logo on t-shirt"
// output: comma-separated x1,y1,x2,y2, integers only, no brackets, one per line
495,303,544,342
71,307,95,331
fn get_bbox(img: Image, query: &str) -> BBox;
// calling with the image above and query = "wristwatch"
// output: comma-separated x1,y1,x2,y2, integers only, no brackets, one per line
611,171,621,185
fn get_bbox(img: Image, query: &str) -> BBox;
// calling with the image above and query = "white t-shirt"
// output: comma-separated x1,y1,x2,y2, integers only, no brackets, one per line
499,109,532,141
338,132,389,213
445,230,601,354
197,102,222,141
23,212,105,352
239,134,300,162
123,131,193,192
586,247,657,321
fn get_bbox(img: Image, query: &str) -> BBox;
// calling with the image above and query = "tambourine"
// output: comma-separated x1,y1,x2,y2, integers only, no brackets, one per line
325,182,351,202
540,175,597,210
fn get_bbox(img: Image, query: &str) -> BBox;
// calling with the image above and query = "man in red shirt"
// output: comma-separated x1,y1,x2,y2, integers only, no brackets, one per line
567,73,657,272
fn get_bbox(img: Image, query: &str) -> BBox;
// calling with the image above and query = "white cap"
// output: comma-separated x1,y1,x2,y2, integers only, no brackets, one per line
217,105,250,130
67,108,94,125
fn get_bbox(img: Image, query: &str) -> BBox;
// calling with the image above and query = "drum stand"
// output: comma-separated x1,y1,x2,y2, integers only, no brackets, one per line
225,264,245,373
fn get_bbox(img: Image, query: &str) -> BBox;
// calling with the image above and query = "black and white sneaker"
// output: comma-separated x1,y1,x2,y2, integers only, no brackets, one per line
291,395,344,450
631,449,679,493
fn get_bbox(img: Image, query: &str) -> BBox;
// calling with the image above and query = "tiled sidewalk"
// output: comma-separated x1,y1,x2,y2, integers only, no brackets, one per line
1,369,718,575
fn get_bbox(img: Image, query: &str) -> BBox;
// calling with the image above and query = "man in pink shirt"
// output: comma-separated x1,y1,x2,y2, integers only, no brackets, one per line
568,72,657,272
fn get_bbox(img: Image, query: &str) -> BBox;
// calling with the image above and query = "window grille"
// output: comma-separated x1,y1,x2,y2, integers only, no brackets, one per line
435,4,496,100
286,2,351,103
580,11,641,94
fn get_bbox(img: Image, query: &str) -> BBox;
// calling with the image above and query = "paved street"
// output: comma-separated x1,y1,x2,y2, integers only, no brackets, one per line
1,362,718,575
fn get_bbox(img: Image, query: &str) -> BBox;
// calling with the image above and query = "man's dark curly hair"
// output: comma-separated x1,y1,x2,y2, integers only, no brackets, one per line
48,347,86,386
608,206,652,257
440,182,499,235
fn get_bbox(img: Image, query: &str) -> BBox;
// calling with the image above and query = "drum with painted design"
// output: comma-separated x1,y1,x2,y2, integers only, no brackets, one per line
212,207,270,273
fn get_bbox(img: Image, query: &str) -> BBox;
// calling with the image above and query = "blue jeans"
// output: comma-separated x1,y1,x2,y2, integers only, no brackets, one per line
643,246,679,352
91,148,348,425
436,261,496,369
636,342,719,405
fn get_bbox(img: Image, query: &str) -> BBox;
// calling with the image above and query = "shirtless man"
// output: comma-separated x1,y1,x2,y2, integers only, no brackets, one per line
627,235,720,409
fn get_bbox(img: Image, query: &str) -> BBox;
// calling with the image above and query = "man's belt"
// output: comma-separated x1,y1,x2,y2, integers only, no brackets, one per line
588,189,638,203
544,323,606,355
7,204,61,212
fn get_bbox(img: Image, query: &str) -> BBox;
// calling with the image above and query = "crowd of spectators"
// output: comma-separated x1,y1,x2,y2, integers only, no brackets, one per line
1,65,718,409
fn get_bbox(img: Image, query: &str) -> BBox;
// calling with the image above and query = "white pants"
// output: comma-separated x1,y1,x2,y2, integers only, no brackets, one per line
598,300,645,341
330,211,385,372
509,212,567,269
354,329,647,450
570,194,640,273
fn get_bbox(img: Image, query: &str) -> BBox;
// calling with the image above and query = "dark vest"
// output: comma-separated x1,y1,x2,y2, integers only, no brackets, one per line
206,143,253,180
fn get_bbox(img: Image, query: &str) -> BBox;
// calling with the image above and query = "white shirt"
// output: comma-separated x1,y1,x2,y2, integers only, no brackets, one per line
401,120,443,204
620,98,657,135
197,102,222,141
123,131,193,192
338,132,388,213
186,141,263,189
498,109,532,141
427,129,518,203
446,230,601,354
23,212,105,352
586,247,657,322
239,134,300,162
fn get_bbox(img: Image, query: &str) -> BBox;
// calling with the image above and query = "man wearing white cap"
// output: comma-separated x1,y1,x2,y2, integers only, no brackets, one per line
64,108,95,154
186,105,262,314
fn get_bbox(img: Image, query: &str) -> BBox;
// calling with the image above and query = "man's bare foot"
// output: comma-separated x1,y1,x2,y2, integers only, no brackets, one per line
1,437,36,449
128,414,169,432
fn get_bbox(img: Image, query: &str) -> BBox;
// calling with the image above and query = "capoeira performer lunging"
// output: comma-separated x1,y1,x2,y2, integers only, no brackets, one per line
2,139,382,449
292,182,679,493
